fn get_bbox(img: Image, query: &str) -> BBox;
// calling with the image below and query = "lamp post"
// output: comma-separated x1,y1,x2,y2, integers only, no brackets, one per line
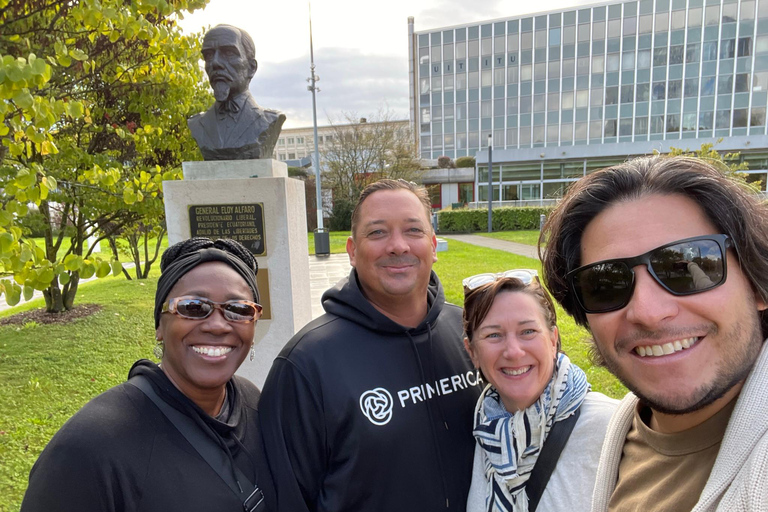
308,2,329,255
487,134,493,233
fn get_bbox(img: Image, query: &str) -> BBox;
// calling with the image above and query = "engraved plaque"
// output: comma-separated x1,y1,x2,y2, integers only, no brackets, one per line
189,203,266,256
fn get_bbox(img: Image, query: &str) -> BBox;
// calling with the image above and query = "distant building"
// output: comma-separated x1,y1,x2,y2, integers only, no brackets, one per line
275,119,410,168
408,0,768,207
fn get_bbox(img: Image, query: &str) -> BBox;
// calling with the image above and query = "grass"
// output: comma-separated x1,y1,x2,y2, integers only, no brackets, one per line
307,231,350,255
0,235,624,512
475,230,542,246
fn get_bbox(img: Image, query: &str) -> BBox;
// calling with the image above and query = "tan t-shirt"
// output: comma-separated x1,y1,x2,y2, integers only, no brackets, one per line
607,397,737,512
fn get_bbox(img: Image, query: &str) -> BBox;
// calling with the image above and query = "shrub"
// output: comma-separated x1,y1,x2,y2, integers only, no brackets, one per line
437,206,553,232
437,156,455,168
329,198,355,231
455,156,476,168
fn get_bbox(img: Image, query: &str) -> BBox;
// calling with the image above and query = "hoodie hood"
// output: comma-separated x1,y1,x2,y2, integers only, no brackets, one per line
321,269,444,334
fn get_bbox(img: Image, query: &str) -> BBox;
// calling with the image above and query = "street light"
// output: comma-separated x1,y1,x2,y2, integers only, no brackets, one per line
308,2,329,255
487,134,493,233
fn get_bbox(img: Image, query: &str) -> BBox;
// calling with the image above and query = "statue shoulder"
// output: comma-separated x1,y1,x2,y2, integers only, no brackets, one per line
262,107,286,124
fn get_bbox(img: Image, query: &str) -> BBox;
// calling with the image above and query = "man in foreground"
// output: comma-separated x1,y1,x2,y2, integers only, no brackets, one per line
541,155,768,511
260,179,481,511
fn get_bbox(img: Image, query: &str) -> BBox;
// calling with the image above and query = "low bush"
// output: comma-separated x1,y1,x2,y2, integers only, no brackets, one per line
437,206,553,232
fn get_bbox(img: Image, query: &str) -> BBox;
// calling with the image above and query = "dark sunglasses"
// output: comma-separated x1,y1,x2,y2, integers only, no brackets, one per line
567,234,732,314
162,296,263,323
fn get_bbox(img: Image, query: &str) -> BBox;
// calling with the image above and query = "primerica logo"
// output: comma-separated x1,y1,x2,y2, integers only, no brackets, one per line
359,370,481,426
359,388,394,425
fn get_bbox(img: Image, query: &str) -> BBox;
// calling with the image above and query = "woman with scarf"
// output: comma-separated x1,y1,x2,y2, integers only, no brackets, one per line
21,238,273,512
462,270,617,512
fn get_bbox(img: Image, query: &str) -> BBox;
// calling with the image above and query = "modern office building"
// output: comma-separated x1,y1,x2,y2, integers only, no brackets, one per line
408,0,768,205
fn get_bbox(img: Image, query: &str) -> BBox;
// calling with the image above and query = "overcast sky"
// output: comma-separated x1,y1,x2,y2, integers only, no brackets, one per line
179,0,599,128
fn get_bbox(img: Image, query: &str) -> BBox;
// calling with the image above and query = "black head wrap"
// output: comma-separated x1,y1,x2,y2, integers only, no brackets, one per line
154,238,259,328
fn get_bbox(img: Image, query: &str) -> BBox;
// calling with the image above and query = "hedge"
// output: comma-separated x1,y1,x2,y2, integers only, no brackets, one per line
437,206,554,232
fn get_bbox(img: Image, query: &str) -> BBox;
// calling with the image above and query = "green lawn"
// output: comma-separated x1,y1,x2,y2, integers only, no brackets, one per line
475,230,543,246
0,237,624,512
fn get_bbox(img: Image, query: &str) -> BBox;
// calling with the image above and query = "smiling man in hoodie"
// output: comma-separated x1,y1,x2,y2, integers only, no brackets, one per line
260,179,481,512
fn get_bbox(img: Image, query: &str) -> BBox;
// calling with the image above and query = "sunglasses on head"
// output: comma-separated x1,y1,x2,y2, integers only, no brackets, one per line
463,269,539,293
567,234,732,314
162,296,263,323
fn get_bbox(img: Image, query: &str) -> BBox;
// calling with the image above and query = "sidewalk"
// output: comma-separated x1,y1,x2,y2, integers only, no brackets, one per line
438,234,541,260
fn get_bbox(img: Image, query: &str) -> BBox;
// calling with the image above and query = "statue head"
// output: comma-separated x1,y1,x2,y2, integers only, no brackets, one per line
201,25,258,103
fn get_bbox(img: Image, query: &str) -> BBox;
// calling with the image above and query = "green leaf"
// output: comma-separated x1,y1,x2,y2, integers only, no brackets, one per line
111,261,123,276
67,101,84,118
0,210,12,227
13,89,34,109
69,48,89,61
19,245,33,262
23,285,34,301
96,260,111,278
63,254,82,271
80,262,96,279
15,169,37,189
0,232,14,252
38,267,54,285
59,272,70,285
5,282,21,306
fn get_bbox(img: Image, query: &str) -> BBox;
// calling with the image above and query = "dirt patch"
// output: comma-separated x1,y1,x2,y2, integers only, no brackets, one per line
0,304,103,326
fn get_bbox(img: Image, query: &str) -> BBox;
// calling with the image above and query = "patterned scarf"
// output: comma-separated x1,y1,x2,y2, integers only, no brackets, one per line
472,353,589,512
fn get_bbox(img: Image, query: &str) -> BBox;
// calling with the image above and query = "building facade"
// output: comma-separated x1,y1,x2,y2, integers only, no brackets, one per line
408,0,768,205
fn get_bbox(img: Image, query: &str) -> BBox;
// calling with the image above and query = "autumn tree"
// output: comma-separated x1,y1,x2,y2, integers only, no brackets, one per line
322,110,423,230
0,0,210,311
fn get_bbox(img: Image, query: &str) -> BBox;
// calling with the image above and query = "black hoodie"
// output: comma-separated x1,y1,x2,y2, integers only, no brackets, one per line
260,270,482,512
21,360,275,512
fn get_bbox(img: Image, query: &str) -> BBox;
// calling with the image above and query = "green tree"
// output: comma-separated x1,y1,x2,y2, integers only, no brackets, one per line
1,0,209,311
661,141,757,190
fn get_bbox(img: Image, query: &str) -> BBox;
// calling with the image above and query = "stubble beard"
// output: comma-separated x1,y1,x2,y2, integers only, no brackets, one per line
596,315,763,415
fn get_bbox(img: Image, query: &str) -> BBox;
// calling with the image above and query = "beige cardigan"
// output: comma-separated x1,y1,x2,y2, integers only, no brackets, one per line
591,341,768,512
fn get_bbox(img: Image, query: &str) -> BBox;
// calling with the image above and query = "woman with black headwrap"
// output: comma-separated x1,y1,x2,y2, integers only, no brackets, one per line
21,238,274,512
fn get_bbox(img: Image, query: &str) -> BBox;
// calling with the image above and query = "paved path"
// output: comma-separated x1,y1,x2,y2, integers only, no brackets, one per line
438,234,541,260
308,253,352,319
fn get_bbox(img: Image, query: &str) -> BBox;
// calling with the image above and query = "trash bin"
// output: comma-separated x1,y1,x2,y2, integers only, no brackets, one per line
314,228,330,256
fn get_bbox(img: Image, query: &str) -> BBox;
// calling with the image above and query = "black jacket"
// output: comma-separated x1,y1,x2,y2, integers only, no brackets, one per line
21,360,275,512
260,270,481,512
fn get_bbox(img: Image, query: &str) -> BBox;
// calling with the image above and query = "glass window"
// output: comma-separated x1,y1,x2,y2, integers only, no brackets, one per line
507,35,518,52
604,119,617,136
590,120,603,138
757,36,768,54
751,107,766,126
636,83,650,101
671,10,686,30
419,47,429,65
705,5,720,26
638,49,652,68
562,91,574,109
521,64,533,81
444,43,454,60
508,67,519,83
445,75,454,91
738,37,753,57
482,70,492,86
456,73,467,90
593,21,606,39
535,30,547,48
548,92,560,111
719,75,733,94
669,45,684,65
620,118,633,135
684,78,699,97
682,113,697,131
457,42,467,59
635,116,649,134
668,79,682,98
666,113,680,132
577,56,590,75
549,28,561,46
533,95,546,112
741,0,756,20
733,108,749,127
591,87,604,106
624,17,637,35
701,76,716,95
579,23,591,42
562,59,575,77
736,73,751,92
469,40,479,57
702,41,718,61
608,19,621,38
549,60,561,78
563,25,575,44
433,106,443,121
716,110,731,128
754,71,768,91
575,122,587,140
720,39,735,59
699,111,713,130
606,86,619,104
535,62,547,80
607,53,620,71
651,115,665,133
522,32,533,50
654,47,668,66
432,76,442,92
639,14,653,33
481,100,492,117
561,123,573,142
576,89,589,108
686,43,701,63
623,51,636,70
469,71,479,88
420,78,430,95
621,84,635,103
656,12,669,31
689,7,703,27
722,3,737,23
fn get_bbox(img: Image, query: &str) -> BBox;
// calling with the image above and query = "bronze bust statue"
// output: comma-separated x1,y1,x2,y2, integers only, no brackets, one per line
188,25,286,161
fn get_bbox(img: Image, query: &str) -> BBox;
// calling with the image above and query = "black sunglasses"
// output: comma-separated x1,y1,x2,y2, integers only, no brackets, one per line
162,296,263,323
567,234,732,314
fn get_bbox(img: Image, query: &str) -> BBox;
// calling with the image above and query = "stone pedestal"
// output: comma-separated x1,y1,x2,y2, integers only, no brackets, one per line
164,159,311,387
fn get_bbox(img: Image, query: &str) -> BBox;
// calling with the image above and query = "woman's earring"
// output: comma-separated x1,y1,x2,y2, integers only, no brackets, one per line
154,339,164,359
249,343,255,362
